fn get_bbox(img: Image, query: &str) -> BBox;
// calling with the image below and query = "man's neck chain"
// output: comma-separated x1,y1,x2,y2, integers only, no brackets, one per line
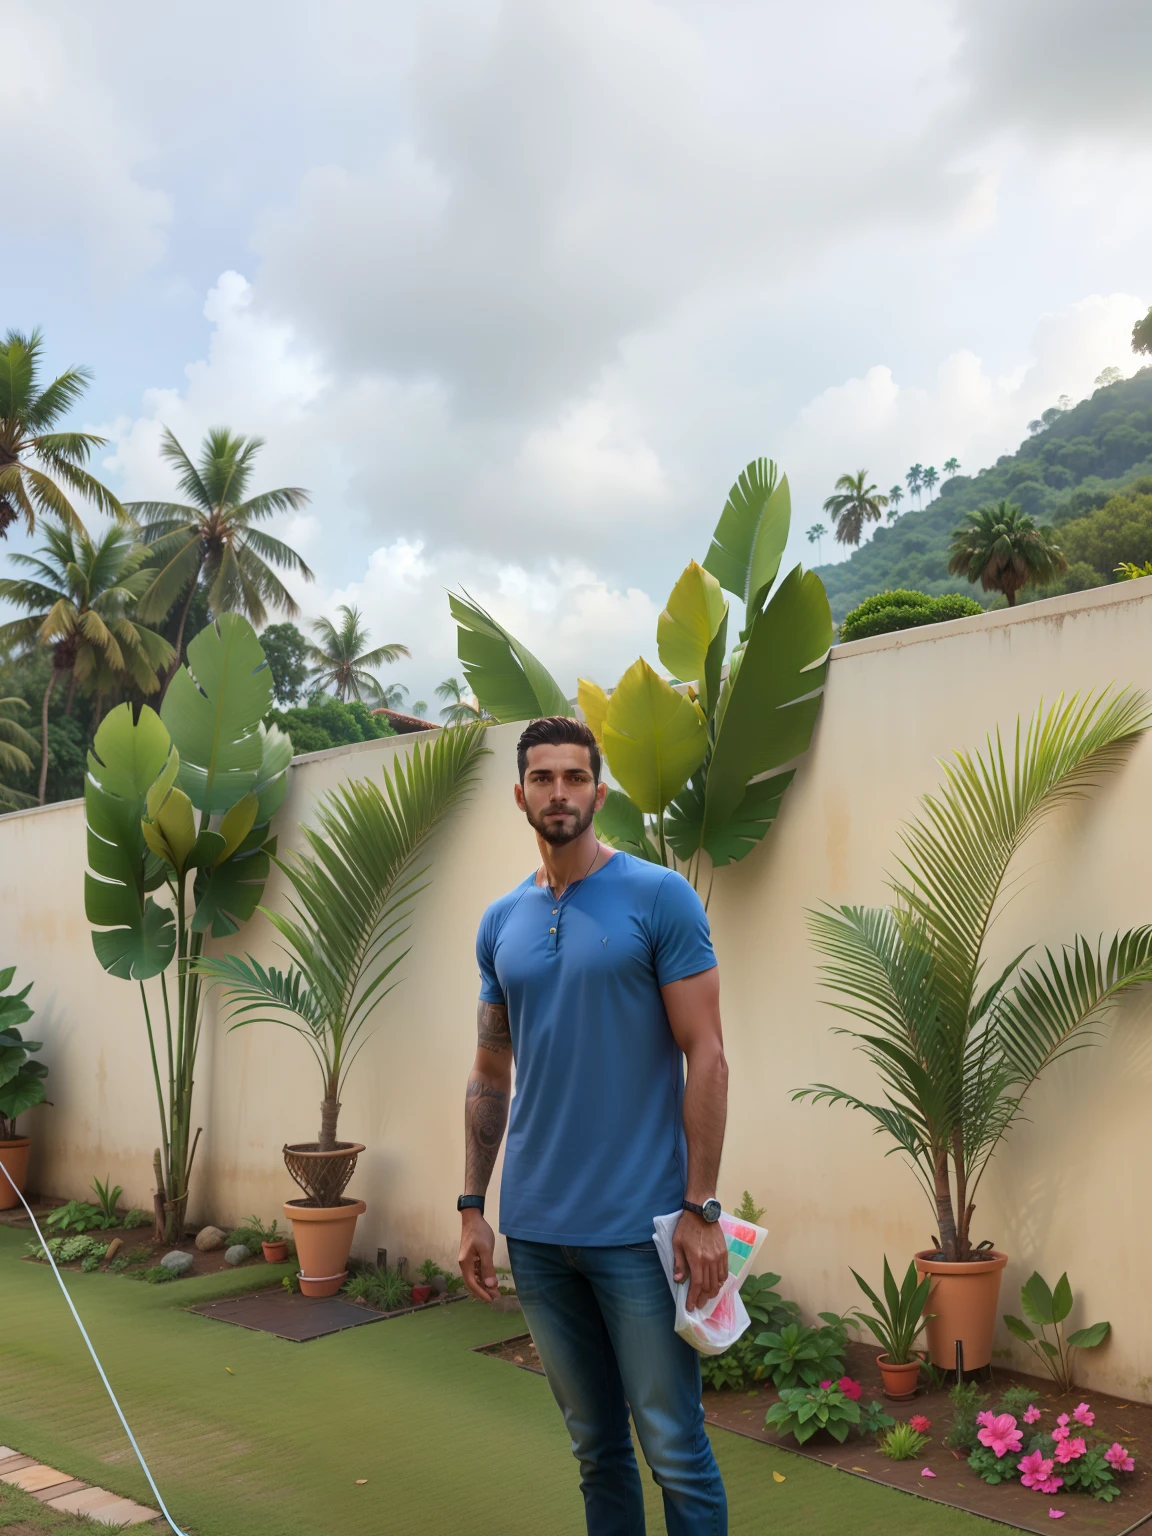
539,842,601,900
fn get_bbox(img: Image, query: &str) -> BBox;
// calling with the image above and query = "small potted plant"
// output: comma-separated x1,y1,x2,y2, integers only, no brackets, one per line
850,1256,932,1400
260,1220,289,1264
412,1259,441,1305
228,1214,290,1263
0,969,48,1212
199,724,487,1296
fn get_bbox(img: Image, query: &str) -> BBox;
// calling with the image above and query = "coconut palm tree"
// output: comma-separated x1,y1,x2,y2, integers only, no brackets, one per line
948,501,1067,608
436,675,489,724
307,605,410,703
0,329,124,540
921,465,940,501
0,697,37,810
943,457,960,477
886,485,904,520
0,526,174,801
822,471,889,547
805,522,827,562
906,464,924,508
129,427,315,693
377,683,409,710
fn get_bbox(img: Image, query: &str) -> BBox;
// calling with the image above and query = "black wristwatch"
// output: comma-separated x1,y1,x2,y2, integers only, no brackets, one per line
457,1194,485,1215
683,1198,722,1224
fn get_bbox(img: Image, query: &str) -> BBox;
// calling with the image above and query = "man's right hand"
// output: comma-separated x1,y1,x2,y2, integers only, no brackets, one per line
458,1210,499,1303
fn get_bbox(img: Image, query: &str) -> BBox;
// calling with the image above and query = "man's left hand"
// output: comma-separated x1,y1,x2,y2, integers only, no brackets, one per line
672,1210,729,1311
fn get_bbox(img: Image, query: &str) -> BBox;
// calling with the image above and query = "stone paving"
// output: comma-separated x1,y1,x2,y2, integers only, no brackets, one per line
0,1446,160,1526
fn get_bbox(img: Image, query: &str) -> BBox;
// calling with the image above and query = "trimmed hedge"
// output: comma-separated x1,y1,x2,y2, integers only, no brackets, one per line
839,589,984,644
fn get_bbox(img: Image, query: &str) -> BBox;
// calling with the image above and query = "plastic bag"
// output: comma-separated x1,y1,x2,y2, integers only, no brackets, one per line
652,1208,769,1356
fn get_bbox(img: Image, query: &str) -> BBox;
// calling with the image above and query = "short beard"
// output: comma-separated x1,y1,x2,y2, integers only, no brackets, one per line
525,801,596,846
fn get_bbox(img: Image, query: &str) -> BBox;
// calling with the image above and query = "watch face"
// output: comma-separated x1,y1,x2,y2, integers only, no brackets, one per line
702,1198,722,1224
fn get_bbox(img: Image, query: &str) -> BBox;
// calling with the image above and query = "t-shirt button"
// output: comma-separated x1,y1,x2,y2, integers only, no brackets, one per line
549,927,556,934
552,909,558,915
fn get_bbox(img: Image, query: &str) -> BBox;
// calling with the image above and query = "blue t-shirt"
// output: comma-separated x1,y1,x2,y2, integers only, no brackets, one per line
476,851,717,1246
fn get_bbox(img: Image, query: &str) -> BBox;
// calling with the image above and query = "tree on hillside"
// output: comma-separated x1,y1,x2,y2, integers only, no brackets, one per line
0,525,174,801
260,620,310,705
823,471,888,547
944,457,960,477
806,522,826,561
1096,366,1123,388
921,465,940,500
0,329,125,540
1133,308,1152,356
1028,419,1044,435
307,604,409,703
906,463,924,508
947,500,1067,608
1057,483,1152,578
886,484,904,520
129,426,315,695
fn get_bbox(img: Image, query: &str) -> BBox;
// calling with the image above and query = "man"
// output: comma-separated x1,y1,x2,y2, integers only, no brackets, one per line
458,715,730,1535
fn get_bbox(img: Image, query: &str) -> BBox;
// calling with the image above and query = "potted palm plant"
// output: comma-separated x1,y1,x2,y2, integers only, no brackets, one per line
850,1258,932,1400
800,689,1152,1371
200,721,487,1296
0,969,48,1211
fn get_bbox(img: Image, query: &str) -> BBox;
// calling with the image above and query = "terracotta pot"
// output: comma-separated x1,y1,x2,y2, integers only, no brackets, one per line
876,1354,920,1401
0,1137,31,1212
285,1198,366,1297
262,1239,289,1264
914,1249,1009,1371
411,1283,434,1305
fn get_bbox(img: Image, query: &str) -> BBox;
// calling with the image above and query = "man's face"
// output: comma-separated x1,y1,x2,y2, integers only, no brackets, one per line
515,743,607,845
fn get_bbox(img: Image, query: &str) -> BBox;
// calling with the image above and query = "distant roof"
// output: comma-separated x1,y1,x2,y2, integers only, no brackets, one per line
372,708,440,734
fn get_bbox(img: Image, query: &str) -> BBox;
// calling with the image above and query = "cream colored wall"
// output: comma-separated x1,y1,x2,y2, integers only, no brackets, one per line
4,577,1152,1394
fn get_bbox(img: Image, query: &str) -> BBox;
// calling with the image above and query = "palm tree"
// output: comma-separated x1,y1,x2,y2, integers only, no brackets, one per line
129,427,315,693
0,526,174,802
0,329,124,540
377,683,409,710
948,500,1067,607
906,464,924,508
886,485,904,521
436,675,487,724
822,471,888,547
307,605,410,703
921,465,940,501
411,700,429,718
943,457,960,477
0,697,37,811
805,522,827,562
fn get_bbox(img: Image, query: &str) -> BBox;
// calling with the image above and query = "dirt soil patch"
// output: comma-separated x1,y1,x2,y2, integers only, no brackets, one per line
478,1335,1152,1535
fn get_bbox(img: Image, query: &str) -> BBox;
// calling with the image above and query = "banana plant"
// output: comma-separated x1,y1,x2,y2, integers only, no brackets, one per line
84,615,290,1240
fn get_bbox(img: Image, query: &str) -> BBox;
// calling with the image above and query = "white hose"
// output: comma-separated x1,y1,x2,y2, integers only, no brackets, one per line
0,1163,188,1536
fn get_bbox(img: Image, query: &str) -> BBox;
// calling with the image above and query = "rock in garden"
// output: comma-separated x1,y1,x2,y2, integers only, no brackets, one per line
224,1244,250,1267
160,1250,194,1276
194,1225,227,1252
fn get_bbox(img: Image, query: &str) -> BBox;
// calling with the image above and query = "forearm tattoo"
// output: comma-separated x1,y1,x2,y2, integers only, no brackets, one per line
465,1078,509,1193
477,1000,512,1055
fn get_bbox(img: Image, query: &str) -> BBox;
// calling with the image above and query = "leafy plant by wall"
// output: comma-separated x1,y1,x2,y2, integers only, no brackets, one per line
839,589,984,644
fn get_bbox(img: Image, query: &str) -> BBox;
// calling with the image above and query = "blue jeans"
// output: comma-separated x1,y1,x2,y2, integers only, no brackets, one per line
507,1237,727,1536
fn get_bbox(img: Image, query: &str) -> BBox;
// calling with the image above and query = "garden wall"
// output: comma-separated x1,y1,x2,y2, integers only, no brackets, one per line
4,576,1152,1397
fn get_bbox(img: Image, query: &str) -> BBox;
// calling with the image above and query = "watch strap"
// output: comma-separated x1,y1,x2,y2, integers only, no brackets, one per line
683,1198,721,1222
457,1194,485,1214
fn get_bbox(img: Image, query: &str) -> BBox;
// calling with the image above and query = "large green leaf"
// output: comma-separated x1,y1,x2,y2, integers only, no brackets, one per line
191,723,293,937
449,590,570,723
656,561,727,696
594,787,660,862
1066,1320,1111,1349
602,659,708,814
84,703,177,980
668,769,796,867
1020,1272,1057,1327
162,614,272,814
697,565,830,853
702,459,791,635
0,1067,47,1119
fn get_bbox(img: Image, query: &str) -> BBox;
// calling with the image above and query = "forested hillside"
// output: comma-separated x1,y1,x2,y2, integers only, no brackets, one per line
814,368,1152,621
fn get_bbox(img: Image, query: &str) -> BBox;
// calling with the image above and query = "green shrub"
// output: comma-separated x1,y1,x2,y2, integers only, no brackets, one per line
944,1380,987,1451
136,1265,176,1284
344,1265,412,1311
878,1422,929,1460
840,589,984,643
764,1384,860,1444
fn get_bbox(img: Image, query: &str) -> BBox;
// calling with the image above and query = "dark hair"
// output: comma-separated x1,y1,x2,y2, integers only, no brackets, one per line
516,717,601,784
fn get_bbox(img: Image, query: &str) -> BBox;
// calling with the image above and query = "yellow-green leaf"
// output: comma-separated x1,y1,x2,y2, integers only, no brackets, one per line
602,659,708,814
145,748,180,822
146,786,198,871
657,561,727,689
215,795,258,864
577,678,610,747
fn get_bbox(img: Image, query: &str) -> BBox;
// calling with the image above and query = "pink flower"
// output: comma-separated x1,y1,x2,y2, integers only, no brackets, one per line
909,1415,931,1433
1048,1510,1065,1520
819,1380,832,1390
1072,1402,1094,1427
1039,1476,1064,1495
1053,1437,1086,1465
976,1410,995,1428
1051,1422,1070,1443
920,1467,936,1478
1023,1405,1043,1424
1056,1413,1070,1427
838,1376,862,1401
977,1413,1023,1458
1105,1443,1136,1473
1019,1450,1054,1490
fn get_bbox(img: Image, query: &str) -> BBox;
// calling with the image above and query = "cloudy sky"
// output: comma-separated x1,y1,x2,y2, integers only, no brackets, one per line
5,0,1150,705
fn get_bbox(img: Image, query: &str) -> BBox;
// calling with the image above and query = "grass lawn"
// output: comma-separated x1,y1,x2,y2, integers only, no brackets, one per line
0,1227,1005,1535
